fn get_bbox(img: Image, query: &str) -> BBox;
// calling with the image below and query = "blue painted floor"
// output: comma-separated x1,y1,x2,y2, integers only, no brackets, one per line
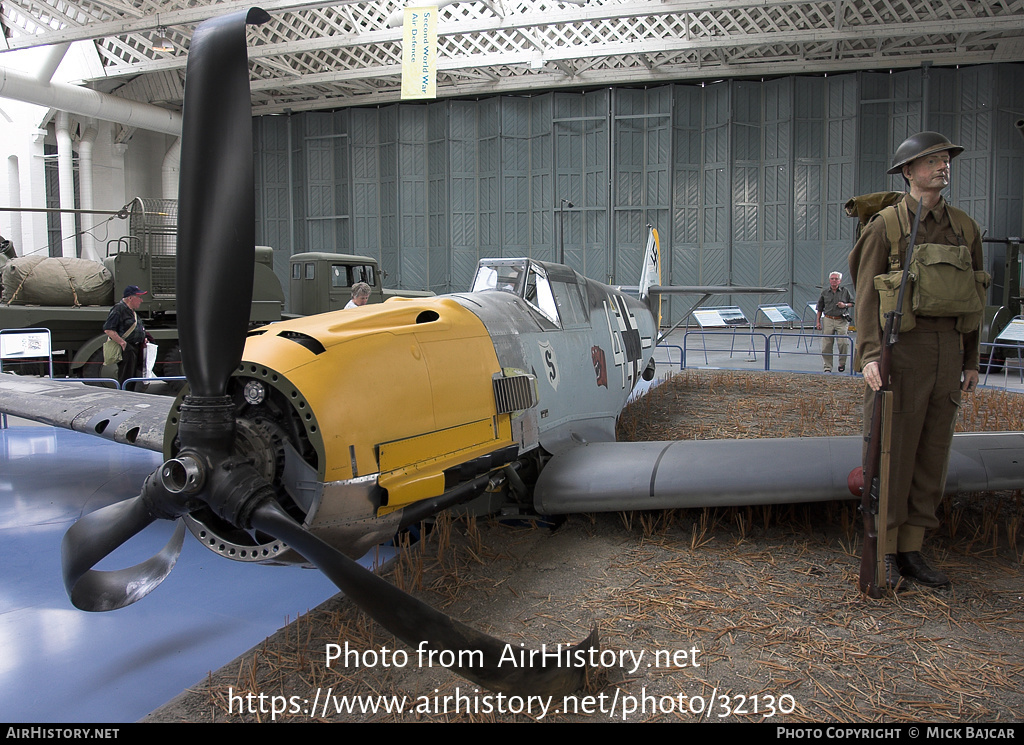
0,425,340,723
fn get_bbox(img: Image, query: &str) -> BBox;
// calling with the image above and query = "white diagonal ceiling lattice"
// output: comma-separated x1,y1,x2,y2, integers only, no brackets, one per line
2,0,1023,115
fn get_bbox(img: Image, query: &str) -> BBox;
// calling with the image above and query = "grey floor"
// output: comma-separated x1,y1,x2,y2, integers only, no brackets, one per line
0,424,340,723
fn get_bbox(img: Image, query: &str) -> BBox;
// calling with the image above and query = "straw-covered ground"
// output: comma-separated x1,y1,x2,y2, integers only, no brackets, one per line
147,371,1024,723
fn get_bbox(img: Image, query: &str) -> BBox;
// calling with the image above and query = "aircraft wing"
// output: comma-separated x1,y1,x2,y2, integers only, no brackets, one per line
648,285,786,294
533,432,1024,513
0,374,171,452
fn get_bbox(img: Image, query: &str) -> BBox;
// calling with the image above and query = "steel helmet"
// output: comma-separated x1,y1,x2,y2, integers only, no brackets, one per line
887,131,964,175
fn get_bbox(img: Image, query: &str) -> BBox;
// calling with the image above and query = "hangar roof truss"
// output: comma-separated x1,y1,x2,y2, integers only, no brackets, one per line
2,0,1023,114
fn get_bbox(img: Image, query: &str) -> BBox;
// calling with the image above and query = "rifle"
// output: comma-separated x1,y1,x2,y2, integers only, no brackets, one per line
856,201,922,598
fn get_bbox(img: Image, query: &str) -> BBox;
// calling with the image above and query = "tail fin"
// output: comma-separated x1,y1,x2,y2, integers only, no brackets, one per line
638,226,662,327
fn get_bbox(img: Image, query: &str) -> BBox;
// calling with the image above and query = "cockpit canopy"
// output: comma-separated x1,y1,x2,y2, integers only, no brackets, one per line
471,258,590,329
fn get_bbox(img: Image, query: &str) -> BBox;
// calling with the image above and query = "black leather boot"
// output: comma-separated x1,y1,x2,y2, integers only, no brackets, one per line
896,551,951,587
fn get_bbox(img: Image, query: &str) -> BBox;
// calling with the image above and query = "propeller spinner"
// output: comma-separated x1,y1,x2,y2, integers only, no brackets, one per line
59,7,595,697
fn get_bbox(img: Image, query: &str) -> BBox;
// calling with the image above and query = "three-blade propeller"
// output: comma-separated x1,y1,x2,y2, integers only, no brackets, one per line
59,7,595,697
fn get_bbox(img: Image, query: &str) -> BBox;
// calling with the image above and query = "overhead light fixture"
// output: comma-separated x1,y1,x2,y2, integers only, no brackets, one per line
152,27,173,53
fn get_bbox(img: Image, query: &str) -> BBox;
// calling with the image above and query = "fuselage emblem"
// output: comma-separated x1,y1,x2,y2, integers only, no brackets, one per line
592,345,608,388
538,340,559,391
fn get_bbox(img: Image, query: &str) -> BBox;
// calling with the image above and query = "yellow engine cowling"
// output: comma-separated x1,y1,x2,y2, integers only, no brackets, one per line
241,297,515,514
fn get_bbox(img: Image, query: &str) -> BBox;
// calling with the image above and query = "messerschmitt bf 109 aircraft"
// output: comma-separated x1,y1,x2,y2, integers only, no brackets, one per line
3,8,1024,697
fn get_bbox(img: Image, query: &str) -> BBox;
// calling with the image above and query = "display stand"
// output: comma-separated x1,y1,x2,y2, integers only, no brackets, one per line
691,306,753,363
0,328,54,428
757,304,801,356
983,317,1024,385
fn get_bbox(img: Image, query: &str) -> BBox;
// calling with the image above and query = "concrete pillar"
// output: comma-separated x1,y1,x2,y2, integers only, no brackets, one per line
55,111,77,258
78,120,98,261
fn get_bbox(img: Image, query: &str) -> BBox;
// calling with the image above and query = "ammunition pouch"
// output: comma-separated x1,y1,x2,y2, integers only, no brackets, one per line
860,195,989,335
957,270,991,334
873,244,990,335
873,270,916,333
908,243,988,333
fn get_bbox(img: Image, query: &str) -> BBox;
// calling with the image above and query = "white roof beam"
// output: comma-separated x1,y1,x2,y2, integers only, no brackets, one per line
252,48,1000,115
95,9,1021,80
2,0,366,50
17,0,987,55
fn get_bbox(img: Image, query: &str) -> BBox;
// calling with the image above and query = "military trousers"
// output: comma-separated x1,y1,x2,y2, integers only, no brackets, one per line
861,317,963,554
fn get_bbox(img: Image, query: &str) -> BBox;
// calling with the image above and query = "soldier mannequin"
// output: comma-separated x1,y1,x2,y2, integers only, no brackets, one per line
849,132,982,589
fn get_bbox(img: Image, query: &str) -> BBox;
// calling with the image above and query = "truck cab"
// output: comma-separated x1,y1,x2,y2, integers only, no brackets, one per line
289,252,431,315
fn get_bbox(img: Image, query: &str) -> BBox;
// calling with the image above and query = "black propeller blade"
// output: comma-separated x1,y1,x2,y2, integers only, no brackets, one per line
61,488,185,612
60,7,270,613
177,6,269,399
250,499,597,696
59,5,596,698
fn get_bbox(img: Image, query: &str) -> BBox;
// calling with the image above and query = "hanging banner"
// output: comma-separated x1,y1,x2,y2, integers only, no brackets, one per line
401,6,438,100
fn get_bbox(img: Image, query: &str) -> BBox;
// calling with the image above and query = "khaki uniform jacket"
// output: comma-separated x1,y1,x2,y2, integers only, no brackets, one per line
848,195,983,372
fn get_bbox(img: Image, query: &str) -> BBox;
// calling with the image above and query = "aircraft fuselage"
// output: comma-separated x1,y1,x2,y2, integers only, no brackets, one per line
183,258,657,563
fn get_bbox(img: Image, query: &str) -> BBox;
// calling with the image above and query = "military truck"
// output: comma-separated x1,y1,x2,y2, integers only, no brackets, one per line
289,251,433,315
0,198,284,379
1,200,433,380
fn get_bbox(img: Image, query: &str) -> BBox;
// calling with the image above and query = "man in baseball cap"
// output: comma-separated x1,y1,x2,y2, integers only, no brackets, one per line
104,285,149,388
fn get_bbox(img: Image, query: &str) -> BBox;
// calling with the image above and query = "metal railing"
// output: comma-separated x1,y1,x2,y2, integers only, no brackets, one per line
765,333,855,374
123,375,186,391
671,330,856,375
980,341,1024,387
654,330,1024,391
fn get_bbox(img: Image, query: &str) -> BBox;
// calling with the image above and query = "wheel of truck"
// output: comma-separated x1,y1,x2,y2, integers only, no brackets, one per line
158,344,184,393
80,347,119,388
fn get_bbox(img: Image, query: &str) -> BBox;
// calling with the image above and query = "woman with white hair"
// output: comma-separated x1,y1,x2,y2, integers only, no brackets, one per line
345,282,372,309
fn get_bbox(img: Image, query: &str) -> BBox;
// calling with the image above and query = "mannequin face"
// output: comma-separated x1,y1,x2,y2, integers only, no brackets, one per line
903,151,951,197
